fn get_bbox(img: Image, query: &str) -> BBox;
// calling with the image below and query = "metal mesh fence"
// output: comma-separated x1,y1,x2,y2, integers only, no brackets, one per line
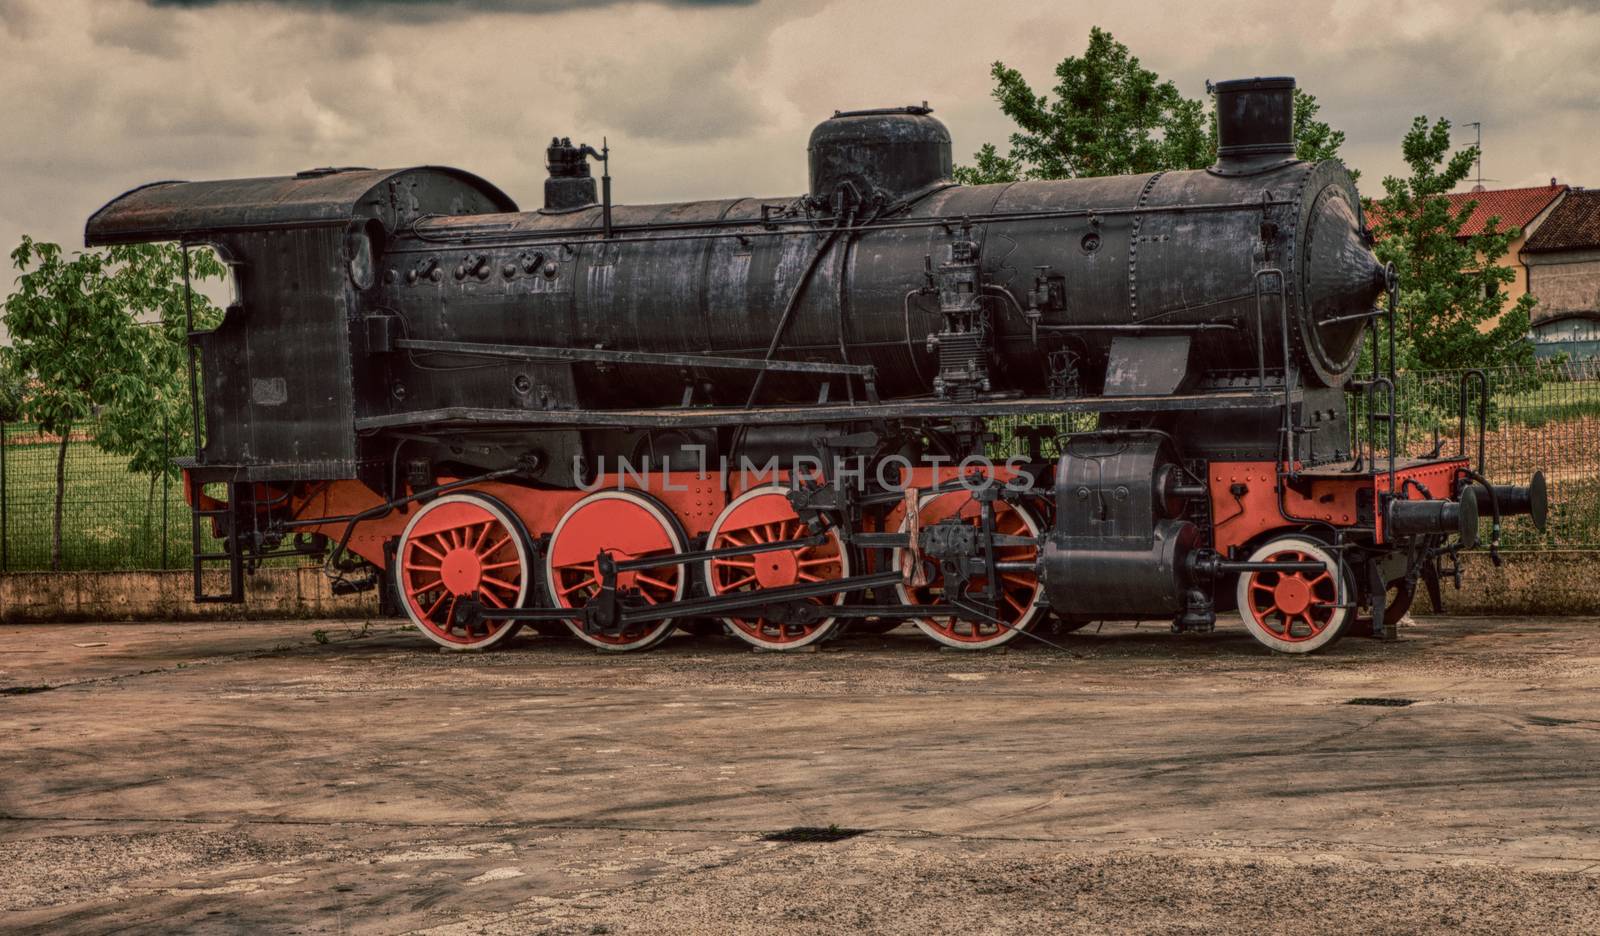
1349,360,1600,549
1,363,1596,572
0,420,194,572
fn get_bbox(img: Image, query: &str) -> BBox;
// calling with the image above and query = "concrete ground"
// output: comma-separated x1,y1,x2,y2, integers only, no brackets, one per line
3,615,1599,935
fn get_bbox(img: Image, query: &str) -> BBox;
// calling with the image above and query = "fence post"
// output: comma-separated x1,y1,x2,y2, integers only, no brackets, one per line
1,421,7,573
162,415,170,569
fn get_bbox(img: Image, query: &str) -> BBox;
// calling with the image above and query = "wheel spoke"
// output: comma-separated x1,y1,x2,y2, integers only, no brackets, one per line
718,573,758,590
412,540,446,562
634,572,677,592
559,576,598,596
407,577,445,598
482,578,520,597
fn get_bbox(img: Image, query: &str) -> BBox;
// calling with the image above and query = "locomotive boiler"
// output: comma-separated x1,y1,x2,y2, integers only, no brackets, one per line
86,76,1545,654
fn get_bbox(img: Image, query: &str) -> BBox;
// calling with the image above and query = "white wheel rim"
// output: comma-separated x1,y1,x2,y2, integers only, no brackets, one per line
703,485,850,650
894,490,1045,650
394,492,530,651
1235,535,1350,654
545,490,685,652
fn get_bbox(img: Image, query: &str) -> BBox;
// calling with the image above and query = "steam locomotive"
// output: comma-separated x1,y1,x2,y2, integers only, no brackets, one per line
87,76,1544,654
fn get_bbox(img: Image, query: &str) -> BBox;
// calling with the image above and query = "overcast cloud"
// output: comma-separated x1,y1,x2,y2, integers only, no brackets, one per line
2,0,1598,269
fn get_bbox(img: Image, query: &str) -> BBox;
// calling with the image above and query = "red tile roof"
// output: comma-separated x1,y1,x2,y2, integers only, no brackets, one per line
1365,183,1566,241
1444,184,1566,237
1522,189,1600,253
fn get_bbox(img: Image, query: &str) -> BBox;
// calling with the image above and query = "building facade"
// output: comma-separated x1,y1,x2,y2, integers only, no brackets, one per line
1521,189,1600,363
1443,183,1567,324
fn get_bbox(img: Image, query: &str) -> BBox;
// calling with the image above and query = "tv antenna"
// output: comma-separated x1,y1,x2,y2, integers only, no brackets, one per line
1463,121,1484,189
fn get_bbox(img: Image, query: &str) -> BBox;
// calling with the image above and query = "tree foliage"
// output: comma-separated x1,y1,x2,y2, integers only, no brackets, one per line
4,238,224,568
91,243,226,478
0,349,24,422
1365,117,1534,372
954,27,1352,184
1292,90,1348,166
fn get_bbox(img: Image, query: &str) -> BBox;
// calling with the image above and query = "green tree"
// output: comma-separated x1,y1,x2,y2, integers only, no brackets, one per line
89,243,224,538
4,238,223,569
0,348,25,422
1292,90,1348,167
1366,117,1533,372
954,27,1353,184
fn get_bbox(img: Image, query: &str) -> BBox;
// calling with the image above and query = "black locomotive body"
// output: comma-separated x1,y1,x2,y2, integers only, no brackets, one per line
86,77,1544,654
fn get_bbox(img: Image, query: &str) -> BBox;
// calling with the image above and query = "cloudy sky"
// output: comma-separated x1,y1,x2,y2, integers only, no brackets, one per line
1,0,1598,260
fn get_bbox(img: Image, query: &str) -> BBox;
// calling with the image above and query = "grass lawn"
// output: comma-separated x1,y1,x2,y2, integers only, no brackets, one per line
1499,378,1600,428
1,428,197,572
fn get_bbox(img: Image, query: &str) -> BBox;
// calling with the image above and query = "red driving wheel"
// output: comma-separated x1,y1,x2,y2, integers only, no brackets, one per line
704,486,850,650
894,489,1044,650
545,490,687,652
394,492,530,650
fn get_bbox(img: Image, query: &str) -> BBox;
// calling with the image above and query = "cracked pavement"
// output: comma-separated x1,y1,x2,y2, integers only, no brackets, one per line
3,615,1599,934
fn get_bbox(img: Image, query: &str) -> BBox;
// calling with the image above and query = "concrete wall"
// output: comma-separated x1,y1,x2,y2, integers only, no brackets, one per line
1,552,1592,622
0,566,379,623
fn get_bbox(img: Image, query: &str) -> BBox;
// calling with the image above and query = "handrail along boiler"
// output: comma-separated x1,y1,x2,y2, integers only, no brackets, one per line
86,76,1545,653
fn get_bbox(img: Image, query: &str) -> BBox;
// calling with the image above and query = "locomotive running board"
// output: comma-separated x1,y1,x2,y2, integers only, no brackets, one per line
356,387,1301,431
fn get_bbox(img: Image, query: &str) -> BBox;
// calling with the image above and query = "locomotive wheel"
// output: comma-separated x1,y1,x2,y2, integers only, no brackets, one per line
1381,578,1418,626
394,492,530,651
704,485,850,650
1349,578,1418,637
1235,535,1352,654
894,491,1045,650
546,490,687,652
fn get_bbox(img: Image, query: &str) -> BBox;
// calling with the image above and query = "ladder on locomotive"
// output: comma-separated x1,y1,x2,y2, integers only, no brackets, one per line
187,476,245,603
180,245,246,603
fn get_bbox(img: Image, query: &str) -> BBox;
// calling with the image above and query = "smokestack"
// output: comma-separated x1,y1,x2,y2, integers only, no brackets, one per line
1212,76,1296,170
